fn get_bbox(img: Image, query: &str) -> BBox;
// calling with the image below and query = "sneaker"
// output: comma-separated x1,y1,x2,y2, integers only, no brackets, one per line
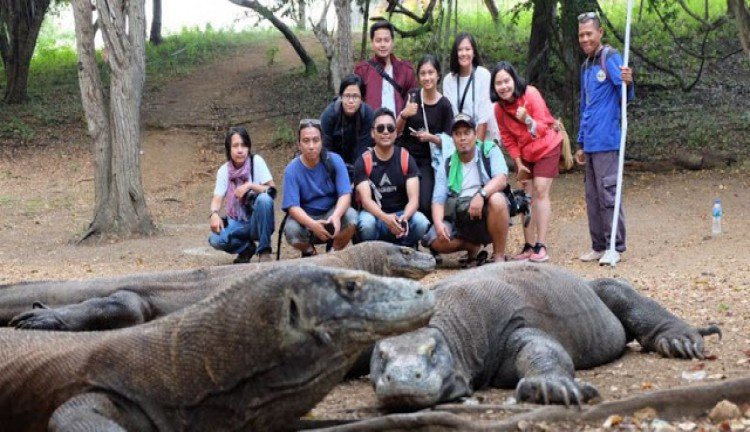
233,244,256,264
512,243,535,261
529,243,549,263
579,250,604,262
598,251,621,266
258,252,273,263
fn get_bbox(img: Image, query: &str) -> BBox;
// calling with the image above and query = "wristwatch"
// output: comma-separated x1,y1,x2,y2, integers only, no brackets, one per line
478,188,488,199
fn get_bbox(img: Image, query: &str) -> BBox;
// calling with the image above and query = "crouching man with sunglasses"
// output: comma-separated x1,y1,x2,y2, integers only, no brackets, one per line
354,108,430,247
281,119,358,257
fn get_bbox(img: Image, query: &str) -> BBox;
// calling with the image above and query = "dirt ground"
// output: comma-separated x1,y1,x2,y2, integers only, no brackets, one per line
1,38,748,430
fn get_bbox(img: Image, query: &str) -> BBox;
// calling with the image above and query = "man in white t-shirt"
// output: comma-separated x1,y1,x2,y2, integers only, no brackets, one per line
209,127,275,263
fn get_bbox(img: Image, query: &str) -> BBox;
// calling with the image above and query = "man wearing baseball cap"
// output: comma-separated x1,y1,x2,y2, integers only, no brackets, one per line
422,113,511,265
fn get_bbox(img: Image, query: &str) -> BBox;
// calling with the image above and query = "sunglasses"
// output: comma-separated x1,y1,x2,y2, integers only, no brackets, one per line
373,123,396,134
577,11,598,22
298,118,322,130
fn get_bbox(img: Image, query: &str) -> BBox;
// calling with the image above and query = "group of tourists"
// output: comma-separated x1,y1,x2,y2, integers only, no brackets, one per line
208,13,634,266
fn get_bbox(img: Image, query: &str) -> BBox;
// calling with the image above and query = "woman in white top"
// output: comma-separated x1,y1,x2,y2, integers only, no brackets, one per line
208,126,276,263
442,32,499,142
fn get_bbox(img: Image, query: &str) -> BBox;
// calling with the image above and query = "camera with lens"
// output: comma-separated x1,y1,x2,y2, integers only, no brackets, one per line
506,187,532,227
242,186,277,217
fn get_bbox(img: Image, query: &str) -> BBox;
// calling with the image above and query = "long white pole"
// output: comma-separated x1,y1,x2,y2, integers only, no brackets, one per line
602,0,634,267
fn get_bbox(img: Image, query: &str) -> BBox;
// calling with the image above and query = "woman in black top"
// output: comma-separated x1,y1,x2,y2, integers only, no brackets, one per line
395,54,454,220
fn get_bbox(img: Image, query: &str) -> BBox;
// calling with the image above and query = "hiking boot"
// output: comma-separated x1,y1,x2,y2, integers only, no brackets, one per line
233,244,256,264
258,252,273,263
529,243,549,263
512,243,534,261
579,250,604,262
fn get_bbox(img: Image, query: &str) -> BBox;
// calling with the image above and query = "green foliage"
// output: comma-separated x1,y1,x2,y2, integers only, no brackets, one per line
266,45,280,66
270,119,296,148
0,22,271,142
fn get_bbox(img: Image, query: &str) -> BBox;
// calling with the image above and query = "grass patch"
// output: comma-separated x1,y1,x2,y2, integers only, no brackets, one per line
0,22,274,143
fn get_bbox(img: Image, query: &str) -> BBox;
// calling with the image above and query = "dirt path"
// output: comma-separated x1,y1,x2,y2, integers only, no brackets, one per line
0,36,748,429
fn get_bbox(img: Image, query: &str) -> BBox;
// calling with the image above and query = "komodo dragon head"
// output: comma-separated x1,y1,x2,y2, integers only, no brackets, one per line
370,326,468,410
364,241,436,280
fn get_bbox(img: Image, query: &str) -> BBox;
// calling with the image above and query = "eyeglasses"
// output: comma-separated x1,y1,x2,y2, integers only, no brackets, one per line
341,93,361,101
373,124,396,134
577,12,598,22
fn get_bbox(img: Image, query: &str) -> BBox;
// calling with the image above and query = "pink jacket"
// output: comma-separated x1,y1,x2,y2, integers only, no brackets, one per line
494,85,561,163
354,54,417,115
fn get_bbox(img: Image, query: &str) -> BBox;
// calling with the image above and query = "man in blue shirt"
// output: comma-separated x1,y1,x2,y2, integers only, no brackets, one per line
423,113,510,265
282,119,357,257
575,12,634,265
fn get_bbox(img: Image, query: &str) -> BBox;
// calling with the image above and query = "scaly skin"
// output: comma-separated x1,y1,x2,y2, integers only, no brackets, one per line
371,262,720,410
1,241,435,331
0,264,435,431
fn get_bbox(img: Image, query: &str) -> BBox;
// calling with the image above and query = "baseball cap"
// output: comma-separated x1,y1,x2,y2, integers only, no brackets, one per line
451,113,476,132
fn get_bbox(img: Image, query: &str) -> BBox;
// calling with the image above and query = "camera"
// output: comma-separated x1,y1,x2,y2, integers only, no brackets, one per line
507,188,532,227
242,186,277,217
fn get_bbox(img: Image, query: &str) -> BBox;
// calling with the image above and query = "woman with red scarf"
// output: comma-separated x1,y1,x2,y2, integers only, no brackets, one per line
208,127,276,263
491,61,563,263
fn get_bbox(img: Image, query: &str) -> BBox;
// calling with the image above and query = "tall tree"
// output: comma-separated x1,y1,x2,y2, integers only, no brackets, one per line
526,0,556,87
0,0,53,103
334,0,353,84
150,0,163,45
483,0,499,23
229,0,317,75
729,0,750,60
72,0,155,239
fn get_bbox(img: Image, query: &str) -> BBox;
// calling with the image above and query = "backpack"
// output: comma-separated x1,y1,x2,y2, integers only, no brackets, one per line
359,147,410,208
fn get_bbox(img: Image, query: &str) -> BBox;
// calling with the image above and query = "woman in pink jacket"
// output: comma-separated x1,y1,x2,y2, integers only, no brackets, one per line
491,61,562,263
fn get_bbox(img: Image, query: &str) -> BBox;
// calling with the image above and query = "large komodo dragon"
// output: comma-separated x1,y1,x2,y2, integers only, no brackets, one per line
0,241,434,330
0,264,435,431
372,262,721,409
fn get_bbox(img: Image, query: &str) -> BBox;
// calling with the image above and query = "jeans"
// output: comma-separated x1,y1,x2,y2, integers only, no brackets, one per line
357,210,430,247
208,192,275,254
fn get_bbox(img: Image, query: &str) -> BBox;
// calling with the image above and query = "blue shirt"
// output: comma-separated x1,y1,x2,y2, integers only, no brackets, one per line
432,143,508,205
577,47,635,153
282,152,352,216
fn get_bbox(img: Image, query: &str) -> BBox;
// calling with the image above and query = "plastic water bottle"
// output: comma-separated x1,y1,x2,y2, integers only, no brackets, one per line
711,199,722,236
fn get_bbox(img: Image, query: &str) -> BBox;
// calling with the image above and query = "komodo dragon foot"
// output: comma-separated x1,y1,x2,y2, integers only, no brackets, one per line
8,302,70,330
651,323,722,360
516,375,600,407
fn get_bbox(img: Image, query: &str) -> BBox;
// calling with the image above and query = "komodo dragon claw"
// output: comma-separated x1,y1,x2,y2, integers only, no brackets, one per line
516,376,599,407
9,305,69,330
698,324,722,340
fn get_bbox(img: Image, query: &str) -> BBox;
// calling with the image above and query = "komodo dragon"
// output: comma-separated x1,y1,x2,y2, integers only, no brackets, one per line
1,241,434,331
0,264,435,431
371,262,721,410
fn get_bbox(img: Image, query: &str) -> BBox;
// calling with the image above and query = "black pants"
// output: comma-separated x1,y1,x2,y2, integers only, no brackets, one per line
417,162,434,222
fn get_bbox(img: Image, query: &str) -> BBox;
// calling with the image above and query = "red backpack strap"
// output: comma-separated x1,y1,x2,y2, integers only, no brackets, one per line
363,148,374,178
399,147,409,176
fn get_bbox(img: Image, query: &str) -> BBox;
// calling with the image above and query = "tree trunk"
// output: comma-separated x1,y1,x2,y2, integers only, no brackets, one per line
526,0,556,88
729,0,750,60
296,0,307,30
228,0,317,75
360,0,370,60
310,0,336,92
483,0,499,23
334,0,353,90
150,0,163,45
72,0,155,239
0,0,52,104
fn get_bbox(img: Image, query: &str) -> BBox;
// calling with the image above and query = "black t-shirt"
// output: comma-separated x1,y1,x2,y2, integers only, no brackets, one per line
353,146,420,214
399,95,454,164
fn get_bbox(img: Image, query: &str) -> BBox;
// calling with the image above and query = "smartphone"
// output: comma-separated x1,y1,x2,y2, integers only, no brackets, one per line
324,222,335,236
408,127,419,134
